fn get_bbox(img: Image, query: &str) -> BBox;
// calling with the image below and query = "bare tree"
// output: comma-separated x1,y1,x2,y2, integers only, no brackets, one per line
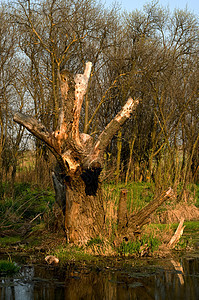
14,61,139,244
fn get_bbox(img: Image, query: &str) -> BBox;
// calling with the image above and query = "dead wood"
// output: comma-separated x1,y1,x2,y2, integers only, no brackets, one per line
118,189,128,233
168,218,185,248
13,61,139,244
14,62,139,175
117,187,175,240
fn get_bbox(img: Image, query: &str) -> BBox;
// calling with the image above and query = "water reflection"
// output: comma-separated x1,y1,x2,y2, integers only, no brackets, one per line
0,266,34,300
0,257,198,300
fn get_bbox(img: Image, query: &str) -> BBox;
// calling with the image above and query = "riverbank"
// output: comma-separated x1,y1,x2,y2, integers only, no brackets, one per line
1,220,199,300
1,220,199,268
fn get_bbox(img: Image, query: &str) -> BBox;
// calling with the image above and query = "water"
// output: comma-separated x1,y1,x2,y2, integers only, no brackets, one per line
0,256,199,300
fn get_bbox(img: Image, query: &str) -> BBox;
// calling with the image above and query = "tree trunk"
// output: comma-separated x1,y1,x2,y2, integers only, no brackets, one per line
52,167,105,244
13,61,139,245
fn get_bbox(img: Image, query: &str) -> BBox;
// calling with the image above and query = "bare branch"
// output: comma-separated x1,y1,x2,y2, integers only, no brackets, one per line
13,112,65,170
71,62,92,145
84,97,139,168
86,73,128,131
14,112,51,143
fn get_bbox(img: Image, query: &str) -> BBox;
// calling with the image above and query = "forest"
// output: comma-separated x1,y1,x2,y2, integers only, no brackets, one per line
0,0,198,248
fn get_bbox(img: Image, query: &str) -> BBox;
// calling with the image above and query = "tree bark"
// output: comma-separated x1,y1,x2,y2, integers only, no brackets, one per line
117,189,128,233
14,61,139,245
52,166,105,244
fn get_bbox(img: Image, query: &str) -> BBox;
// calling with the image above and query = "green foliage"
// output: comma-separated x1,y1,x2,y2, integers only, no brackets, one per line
118,234,160,257
0,183,55,230
192,184,199,207
13,182,32,198
184,220,199,231
174,236,190,251
0,260,20,275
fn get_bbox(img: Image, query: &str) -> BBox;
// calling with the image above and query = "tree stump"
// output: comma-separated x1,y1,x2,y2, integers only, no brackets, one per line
116,187,175,242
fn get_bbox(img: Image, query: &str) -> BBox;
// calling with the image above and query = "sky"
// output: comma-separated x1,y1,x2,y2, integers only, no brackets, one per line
104,0,199,15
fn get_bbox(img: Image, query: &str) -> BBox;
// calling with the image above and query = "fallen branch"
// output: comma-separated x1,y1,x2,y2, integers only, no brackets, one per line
168,218,185,248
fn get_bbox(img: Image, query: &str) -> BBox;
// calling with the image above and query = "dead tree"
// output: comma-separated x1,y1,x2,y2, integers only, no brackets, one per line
14,62,139,245
116,187,175,244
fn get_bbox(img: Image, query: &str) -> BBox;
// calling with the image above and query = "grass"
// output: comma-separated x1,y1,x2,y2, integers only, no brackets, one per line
52,245,95,264
0,260,20,275
117,234,161,257
145,221,199,251
184,220,199,231
0,180,198,259
193,184,199,207
103,181,154,213
0,182,55,230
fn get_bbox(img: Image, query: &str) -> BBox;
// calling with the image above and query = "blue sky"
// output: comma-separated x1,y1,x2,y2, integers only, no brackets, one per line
104,0,199,14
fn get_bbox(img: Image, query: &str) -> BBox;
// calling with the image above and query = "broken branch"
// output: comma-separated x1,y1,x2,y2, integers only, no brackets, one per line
168,218,185,248
13,112,65,170
129,187,175,230
84,97,139,168
72,62,92,145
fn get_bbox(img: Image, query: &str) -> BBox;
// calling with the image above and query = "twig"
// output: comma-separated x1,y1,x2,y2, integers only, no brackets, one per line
29,212,43,224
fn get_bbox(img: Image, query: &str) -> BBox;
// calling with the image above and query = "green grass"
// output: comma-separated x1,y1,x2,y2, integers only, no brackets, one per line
184,220,199,231
87,236,104,247
52,245,95,264
103,181,154,212
194,184,199,207
147,221,199,232
0,260,20,275
0,180,198,258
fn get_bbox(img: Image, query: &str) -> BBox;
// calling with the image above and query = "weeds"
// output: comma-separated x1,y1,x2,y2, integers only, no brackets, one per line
103,181,154,213
174,237,189,251
0,236,21,246
87,236,103,247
